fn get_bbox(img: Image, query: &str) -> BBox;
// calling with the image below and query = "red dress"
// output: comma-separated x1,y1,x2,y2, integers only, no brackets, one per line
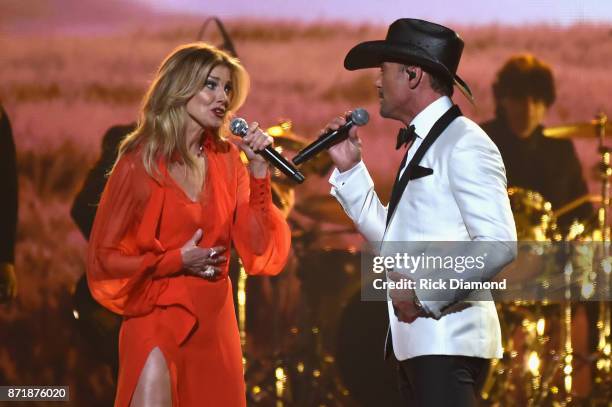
86,137,291,407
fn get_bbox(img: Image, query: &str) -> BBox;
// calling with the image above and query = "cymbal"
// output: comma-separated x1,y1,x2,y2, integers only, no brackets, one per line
553,193,602,218
295,152,334,177
266,121,308,150
271,132,308,150
294,195,354,227
266,120,336,177
543,120,612,139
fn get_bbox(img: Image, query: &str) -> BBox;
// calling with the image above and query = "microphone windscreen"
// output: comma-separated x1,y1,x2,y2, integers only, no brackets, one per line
351,108,369,126
229,118,249,136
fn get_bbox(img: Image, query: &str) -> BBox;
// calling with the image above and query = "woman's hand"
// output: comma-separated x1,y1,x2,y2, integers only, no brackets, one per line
180,229,227,280
232,122,273,179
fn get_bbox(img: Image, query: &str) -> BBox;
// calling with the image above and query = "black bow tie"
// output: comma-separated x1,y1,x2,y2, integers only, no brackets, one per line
396,125,417,150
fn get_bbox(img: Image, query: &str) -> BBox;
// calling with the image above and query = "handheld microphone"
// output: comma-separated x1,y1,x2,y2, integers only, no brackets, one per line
230,118,305,184
292,108,369,165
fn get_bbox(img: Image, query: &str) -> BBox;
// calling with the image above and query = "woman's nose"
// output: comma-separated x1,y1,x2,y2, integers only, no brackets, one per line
217,89,229,105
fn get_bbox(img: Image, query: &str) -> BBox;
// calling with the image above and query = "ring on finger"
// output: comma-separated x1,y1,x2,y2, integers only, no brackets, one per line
203,266,216,278
208,249,217,258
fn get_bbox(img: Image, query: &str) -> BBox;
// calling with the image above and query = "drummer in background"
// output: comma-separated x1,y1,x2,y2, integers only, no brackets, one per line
482,54,597,398
481,54,593,231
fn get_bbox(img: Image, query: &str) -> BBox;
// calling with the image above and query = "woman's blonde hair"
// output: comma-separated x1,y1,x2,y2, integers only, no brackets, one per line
116,42,249,178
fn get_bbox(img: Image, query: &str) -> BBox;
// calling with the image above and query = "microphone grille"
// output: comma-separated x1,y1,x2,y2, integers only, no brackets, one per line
229,118,248,136
351,108,369,126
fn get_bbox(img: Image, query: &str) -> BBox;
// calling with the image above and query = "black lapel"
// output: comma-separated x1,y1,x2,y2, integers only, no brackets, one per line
386,105,462,226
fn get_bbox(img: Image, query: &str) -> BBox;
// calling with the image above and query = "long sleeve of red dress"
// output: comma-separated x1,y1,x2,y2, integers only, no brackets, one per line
87,155,184,317
232,156,291,276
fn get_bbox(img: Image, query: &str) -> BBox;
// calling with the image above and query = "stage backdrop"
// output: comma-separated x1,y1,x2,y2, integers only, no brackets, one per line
1,0,611,405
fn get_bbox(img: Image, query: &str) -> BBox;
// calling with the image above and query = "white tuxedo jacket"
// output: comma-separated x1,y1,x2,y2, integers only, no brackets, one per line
329,97,517,360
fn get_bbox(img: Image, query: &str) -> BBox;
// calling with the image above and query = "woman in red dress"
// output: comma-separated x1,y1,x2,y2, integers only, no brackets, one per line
87,43,291,407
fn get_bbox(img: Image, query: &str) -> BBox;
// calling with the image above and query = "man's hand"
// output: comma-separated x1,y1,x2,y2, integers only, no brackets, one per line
388,271,425,323
0,262,17,304
326,111,362,172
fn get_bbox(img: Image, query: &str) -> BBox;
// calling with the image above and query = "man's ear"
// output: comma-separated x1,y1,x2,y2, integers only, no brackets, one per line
405,66,423,88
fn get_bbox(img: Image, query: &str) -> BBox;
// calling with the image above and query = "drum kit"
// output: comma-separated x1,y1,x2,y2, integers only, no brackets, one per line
237,114,612,406
490,114,612,407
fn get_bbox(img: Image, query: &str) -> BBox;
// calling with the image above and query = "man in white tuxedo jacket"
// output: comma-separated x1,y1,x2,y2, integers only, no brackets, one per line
324,19,517,406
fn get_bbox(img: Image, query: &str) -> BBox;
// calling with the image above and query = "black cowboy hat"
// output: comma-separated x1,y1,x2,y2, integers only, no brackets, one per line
344,18,473,101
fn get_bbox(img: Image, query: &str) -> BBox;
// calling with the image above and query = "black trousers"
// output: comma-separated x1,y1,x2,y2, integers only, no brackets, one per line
396,355,489,407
